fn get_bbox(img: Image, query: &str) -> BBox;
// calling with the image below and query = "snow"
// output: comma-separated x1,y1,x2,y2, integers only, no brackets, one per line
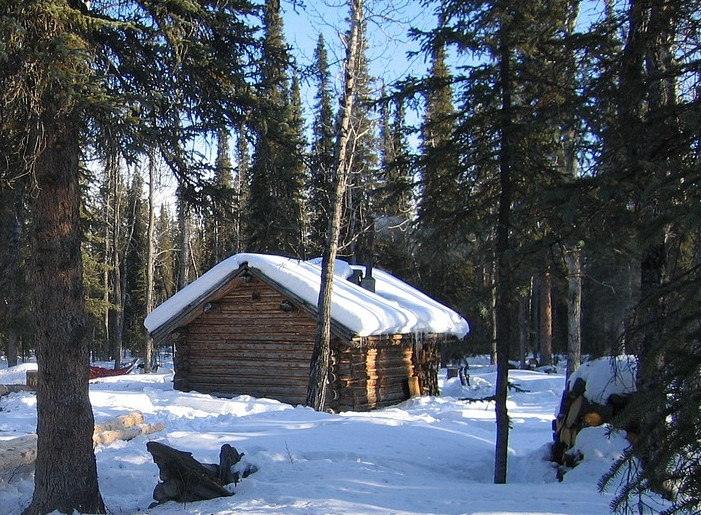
567,356,637,404
144,253,469,339
0,356,660,515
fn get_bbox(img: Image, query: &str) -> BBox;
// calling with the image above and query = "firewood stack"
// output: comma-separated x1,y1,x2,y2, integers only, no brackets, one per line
552,376,632,465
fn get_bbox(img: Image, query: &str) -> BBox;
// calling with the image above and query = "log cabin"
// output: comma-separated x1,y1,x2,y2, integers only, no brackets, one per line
145,254,469,412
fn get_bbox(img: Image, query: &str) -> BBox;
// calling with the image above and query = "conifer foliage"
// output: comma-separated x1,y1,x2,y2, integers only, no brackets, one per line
0,1,257,513
246,0,306,257
0,0,699,512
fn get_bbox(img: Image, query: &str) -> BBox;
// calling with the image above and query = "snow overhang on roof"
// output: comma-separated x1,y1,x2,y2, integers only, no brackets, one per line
144,253,470,339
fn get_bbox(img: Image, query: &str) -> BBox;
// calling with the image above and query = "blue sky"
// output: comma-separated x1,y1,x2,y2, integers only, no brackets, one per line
281,0,435,109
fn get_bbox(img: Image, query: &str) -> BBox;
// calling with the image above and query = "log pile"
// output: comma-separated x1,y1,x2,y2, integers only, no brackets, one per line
0,411,164,483
146,441,255,506
0,384,36,398
552,377,632,465
0,434,38,483
92,411,165,446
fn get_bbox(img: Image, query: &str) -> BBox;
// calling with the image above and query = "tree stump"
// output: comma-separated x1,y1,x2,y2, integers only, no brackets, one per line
146,441,248,506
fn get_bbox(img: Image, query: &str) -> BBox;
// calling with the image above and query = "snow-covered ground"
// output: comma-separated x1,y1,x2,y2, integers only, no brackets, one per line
0,357,658,515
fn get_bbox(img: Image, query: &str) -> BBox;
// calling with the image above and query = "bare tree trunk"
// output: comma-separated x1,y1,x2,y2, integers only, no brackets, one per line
539,269,553,366
518,285,530,369
24,104,105,515
565,246,582,377
144,153,157,373
489,258,498,365
494,17,513,485
109,154,124,368
5,180,25,368
102,195,110,360
307,0,364,411
177,189,190,290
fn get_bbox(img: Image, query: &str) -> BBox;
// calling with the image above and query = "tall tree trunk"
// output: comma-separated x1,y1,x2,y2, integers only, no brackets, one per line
494,13,513,485
102,204,111,360
24,105,105,515
307,0,363,411
5,180,25,368
565,246,582,377
518,286,530,369
177,189,190,290
109,155,124,368
562,0,582,378
539,269,553,366
144,153,157,372
489,258,498,365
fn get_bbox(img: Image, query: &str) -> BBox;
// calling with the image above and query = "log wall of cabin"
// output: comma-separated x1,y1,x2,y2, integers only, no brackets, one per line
168,272,442,411
175,276,317,406
330,335,421,412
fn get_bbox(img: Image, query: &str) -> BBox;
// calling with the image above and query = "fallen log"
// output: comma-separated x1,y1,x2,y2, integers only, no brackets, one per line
147,441,245,506
93,411,145,433
0,411,164,482
93,422,166,446
0,385,36,398
0,434,37,483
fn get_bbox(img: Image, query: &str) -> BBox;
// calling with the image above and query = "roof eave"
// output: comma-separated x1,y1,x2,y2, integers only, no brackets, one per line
148,264,248,342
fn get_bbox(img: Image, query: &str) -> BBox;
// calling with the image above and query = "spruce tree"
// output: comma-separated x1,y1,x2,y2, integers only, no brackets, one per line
597,1,701,512
375,91,413,275
341,22,379,265
154,204,176,306
0,2,257,512
308,34,336,256
122,171,148,357
412,12,474,355
203,128,238,269
246,0,306,257
413,0,597,481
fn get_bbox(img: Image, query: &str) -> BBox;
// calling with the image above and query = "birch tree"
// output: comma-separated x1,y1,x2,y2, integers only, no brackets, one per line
307,0,365,411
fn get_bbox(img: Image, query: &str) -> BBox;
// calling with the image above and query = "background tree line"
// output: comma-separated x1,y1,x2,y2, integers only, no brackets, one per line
0,0,699,513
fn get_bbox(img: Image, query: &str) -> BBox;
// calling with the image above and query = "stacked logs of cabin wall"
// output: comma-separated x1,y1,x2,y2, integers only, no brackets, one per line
332,342,416,411
165,276,440,411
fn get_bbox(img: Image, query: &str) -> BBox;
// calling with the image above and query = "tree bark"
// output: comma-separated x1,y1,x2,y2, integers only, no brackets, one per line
306,0,364,411
5,180,25,368
518,287,530,369
539,269,553,367
565,246,582,377
144,152,157,372
177,189,190,290
23,105,104,515
494,13,513,485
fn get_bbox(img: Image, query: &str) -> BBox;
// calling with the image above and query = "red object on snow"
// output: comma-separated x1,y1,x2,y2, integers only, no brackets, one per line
89,359,139,380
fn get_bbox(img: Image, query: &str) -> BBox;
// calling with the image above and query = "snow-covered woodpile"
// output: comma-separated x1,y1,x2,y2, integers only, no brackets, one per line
552,356,637,464
146,254,468,412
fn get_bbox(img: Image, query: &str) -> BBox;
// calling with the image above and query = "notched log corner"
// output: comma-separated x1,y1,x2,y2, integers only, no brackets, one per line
146,441,257,507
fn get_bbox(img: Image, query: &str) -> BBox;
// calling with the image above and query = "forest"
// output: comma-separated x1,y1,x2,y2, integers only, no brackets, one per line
0,0,699,514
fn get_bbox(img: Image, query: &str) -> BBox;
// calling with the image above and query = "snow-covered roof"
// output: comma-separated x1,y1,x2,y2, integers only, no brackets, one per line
144,253,469,339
